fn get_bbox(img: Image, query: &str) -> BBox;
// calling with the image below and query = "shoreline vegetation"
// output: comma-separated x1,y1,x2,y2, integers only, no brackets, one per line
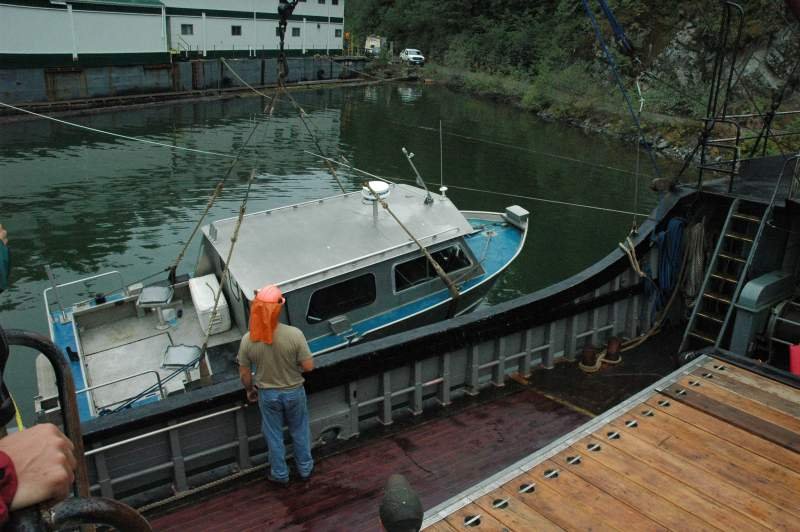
350,0,800,163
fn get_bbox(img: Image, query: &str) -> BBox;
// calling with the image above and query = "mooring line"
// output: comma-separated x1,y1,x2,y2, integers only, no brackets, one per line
0,101,237,159
306,151,653,218
392,120,656,180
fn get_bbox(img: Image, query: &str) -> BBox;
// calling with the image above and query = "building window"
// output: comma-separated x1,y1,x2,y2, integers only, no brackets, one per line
332,0,339,4
307,274,376,323
275,26,281,36
394,245,472,292
181,24,193,36
335,29,342,38
318,0,325,4
292,27,301,37
231,25,242,36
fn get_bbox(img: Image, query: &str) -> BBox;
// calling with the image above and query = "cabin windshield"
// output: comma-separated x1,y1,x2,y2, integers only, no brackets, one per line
394,245,472,292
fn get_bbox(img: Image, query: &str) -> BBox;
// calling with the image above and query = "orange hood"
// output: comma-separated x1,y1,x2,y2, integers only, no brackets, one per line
249,285,285,344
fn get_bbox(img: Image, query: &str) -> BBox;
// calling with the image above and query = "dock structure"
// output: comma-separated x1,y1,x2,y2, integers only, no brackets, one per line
423,354,800,531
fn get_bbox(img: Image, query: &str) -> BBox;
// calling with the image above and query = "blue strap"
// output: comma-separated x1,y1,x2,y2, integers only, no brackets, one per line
597,0,635,56
580,0,661,179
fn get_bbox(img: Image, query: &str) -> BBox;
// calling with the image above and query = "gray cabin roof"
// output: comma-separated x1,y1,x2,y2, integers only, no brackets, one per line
202,184,475,297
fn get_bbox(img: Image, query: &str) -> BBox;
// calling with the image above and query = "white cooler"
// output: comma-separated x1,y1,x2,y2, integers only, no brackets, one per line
189,274,232,335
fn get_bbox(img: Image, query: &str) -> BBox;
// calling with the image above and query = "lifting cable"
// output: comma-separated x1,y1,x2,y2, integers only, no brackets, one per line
307,151,653,219
580,0,661,180
0,101,235,159
275,0,346,194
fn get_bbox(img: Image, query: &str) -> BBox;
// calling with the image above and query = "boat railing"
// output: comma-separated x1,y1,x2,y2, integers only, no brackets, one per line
76,370,166,410
108,356,202,413
43,270,127,319
84,404,243,457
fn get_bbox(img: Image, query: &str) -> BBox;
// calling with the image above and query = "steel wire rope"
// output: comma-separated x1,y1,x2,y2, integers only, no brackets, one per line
165,91,281,281
0,101,237,159
386,120,658,180
306,151,654,219
580,0,661,179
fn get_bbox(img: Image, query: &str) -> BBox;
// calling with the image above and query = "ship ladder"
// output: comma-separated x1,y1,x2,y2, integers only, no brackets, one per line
679,198,771,353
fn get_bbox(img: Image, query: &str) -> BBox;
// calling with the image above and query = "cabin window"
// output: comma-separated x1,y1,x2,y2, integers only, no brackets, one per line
231,25,242,36
181,24,194,36
292,27,301,37
394,245,472,292
307,273,376,323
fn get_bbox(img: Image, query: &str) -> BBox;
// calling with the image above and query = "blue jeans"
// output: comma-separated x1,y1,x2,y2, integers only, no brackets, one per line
258,386,313,481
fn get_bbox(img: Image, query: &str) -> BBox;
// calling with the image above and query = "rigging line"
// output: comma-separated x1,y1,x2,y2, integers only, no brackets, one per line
388,121,656,180
220,57,273,101
306,151,653,218
580,0,661,179
198,168,257,371
0,101,236,159
276,74,347,193
168,92,279,279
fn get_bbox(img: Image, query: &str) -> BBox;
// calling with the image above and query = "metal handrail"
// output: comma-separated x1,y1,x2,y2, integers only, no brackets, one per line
110,355,202,413
698,117,742,192
76,370,165,401
43,270,126,314
85,405,244,456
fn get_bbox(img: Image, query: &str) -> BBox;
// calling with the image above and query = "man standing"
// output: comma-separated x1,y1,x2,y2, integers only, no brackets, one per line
238,284,314,486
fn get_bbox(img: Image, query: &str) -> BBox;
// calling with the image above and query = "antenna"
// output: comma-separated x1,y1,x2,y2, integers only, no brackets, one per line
439,120,447,200
402,147,433,205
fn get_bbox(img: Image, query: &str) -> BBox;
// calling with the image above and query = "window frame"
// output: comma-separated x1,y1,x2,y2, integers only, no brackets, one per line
392,244,473,294
231,25,242,36
291,27,301,37
306,273,377,324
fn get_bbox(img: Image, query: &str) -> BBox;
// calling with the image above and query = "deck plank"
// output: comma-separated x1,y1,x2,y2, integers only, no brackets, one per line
149,389,588,531
603,416,800,526
499,471,618,531
688,369,800,418
528,459,667,531
575,437,753,531
552,445,718,531
443,503,511,531
424,521,459,532
646,393,800,474
672,376,800,435
702,360,800,405
592,425,782,530
474,490,563,532
659,385,800,452
608,413,800,517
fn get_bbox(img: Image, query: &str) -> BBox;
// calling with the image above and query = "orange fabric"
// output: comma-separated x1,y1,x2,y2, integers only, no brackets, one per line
249,284,285,344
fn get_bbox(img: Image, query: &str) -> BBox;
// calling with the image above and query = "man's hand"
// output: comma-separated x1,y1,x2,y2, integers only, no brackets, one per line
246,387,258,403
0,224,7,245
0,424,76,510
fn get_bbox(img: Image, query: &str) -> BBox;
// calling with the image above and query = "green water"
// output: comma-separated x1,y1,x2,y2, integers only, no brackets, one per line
0,83,668,424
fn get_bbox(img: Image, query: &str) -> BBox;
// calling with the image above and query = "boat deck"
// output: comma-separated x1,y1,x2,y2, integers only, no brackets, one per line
147,388,590,531
423,354,800,531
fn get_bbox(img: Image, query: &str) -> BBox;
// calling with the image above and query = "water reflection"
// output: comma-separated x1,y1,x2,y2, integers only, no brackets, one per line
0,83,673,422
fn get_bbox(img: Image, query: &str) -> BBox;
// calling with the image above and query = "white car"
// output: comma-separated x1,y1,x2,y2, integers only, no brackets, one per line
400,48,425,66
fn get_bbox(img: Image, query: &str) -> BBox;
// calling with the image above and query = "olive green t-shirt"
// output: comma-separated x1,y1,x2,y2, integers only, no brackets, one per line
237,324,312,390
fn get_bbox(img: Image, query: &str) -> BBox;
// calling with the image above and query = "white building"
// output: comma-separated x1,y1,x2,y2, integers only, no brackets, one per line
0,0,345,68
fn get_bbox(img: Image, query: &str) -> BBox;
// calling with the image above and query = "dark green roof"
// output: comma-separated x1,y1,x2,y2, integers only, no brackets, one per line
59,0,163,7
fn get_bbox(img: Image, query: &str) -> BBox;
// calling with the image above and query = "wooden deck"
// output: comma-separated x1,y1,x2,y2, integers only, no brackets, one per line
423,355,800,531
147,388,589,531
